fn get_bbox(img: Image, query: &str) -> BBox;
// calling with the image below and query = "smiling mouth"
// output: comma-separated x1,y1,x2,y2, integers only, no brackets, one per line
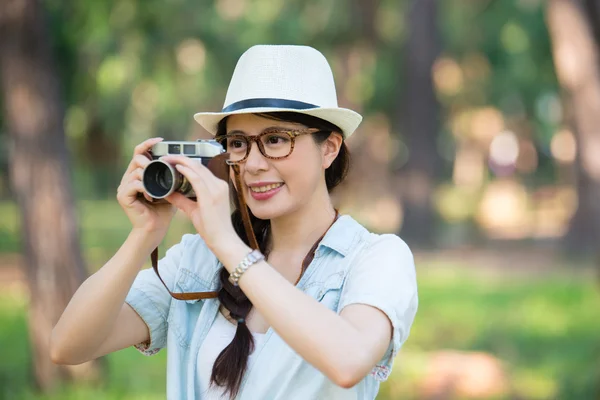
249,183,284,193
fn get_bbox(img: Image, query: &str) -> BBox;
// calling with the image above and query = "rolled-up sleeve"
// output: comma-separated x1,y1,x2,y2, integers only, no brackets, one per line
338,234,418,381
125,234,192,355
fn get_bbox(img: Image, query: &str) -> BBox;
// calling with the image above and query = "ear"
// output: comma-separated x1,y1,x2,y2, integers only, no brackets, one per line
321,132,343,169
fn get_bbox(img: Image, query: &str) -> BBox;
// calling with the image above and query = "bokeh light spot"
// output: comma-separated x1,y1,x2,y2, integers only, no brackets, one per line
550,129,577,164
432,57,464,96
176,39,207,75
490,130,520,166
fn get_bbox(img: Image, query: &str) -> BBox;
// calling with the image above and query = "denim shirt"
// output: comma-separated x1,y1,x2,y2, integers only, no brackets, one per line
125,214,418,400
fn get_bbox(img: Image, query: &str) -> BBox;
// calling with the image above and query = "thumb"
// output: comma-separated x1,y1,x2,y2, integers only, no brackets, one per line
165,192,196,216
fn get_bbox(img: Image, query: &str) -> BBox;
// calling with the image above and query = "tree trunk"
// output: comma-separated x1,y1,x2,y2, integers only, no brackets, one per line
397,0,442,247
351,0,381,45
82,116,122,198
0,0,104,391
546,0,600,261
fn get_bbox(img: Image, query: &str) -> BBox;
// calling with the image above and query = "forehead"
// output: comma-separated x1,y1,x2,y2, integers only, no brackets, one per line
226,114,305,134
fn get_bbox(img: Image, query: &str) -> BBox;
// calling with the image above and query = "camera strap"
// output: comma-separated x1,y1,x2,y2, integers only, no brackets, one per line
150,155,258,300
148,155,339,301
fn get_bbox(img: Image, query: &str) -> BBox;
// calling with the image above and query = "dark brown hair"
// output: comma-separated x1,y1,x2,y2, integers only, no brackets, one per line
210,112,350,398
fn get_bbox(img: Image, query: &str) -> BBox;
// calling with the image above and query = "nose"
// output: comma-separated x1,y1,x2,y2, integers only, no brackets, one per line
243,140,269,174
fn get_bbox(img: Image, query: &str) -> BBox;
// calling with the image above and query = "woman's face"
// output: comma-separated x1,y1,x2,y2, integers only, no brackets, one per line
225,114,332,220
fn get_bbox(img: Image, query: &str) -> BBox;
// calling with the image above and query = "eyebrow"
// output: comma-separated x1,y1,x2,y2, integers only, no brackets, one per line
225,126,298,136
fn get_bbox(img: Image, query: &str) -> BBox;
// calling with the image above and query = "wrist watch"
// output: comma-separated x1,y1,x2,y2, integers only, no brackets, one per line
228,249,265,286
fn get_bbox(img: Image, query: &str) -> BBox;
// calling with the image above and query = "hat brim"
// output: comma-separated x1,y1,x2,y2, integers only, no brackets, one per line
193,107,362,139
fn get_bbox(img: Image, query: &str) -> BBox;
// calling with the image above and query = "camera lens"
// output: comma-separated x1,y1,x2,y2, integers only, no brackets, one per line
142,160,180,198
157,169,173,190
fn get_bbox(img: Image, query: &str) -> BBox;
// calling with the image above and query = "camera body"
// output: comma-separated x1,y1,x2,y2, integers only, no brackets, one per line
142,139,226,200
149,140,224,160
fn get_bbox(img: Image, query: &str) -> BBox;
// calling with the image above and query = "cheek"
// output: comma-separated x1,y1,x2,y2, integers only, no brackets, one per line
280,159,322,196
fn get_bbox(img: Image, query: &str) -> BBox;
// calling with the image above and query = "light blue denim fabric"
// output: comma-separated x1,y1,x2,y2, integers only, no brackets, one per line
125,214,418,399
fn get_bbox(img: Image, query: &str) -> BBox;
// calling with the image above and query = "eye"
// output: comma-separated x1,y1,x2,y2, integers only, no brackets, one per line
227,136,247,149
264,133,290,145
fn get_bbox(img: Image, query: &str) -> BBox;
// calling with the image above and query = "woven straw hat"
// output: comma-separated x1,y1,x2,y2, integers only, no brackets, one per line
193,45,362,138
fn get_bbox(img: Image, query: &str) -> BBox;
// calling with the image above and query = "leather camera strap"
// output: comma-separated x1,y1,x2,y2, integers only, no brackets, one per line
150,155,258,300
231,163,259,250
149,154,339,301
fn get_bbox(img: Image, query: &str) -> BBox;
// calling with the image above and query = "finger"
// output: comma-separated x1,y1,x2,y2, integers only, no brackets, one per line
122,159,145,186
134,154,153,167
133,137,164,157
131,166,144,181
124,152,154,180
172,158,230,203
174,163,211,199
118,180,146,206
161,156,217,193
165,191,197,216
127,167,154,202
161,155,208,175
123,138,163,180
124,167,144,187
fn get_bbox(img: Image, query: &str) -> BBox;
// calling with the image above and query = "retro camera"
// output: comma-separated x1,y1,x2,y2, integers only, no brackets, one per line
142,140,225,199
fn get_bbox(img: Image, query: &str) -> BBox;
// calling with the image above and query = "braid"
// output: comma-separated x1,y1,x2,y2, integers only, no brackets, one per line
209,185,270,398
209,112,350,398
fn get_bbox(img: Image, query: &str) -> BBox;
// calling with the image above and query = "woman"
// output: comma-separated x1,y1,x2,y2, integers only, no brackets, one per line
51,45,418,399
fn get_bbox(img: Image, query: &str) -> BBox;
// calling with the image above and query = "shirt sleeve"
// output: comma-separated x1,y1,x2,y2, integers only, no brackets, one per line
124,234,192,356
338,233,418,381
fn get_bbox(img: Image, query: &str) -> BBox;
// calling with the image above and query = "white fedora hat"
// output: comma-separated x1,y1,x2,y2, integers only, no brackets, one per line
193,45,362,139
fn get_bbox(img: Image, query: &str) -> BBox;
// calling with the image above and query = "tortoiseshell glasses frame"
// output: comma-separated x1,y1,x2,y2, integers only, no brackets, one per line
216,128,322,165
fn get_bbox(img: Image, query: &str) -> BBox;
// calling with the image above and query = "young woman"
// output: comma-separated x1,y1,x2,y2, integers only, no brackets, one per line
51,45,418,399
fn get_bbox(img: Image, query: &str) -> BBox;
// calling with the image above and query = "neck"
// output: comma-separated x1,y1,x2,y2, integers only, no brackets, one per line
269,188,337,256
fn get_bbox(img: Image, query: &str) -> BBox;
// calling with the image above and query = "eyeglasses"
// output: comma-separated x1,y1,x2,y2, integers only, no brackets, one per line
216,128,322,164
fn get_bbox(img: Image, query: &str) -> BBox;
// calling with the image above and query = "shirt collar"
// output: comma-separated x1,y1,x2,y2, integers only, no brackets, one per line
318,214,363,257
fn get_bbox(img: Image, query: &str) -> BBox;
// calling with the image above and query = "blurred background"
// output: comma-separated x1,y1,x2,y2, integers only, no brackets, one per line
0,0,599,399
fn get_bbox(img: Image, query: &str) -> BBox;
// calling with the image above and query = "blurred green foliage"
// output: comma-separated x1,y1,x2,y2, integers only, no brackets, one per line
1,1,596,399
2,0,556,200
0,201,193,264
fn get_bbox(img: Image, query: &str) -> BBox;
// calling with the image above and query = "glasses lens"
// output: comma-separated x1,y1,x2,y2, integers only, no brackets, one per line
217,135,248,162
260,131,292,158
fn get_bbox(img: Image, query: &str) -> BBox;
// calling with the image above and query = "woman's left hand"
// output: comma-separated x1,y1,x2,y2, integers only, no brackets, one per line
160,155,237,249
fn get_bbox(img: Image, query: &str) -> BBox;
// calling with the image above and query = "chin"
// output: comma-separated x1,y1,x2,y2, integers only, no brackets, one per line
246,196,297,221
247,203,285,221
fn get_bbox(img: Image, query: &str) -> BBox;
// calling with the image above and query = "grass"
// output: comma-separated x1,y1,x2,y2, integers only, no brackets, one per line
0,288,167,400
378,268,600,399
0,269,598,399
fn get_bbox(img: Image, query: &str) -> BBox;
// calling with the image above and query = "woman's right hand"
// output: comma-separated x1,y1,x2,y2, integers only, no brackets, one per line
117,137,177,234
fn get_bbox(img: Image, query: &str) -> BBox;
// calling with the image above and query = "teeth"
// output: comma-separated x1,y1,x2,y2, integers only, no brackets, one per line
250,183,283,193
